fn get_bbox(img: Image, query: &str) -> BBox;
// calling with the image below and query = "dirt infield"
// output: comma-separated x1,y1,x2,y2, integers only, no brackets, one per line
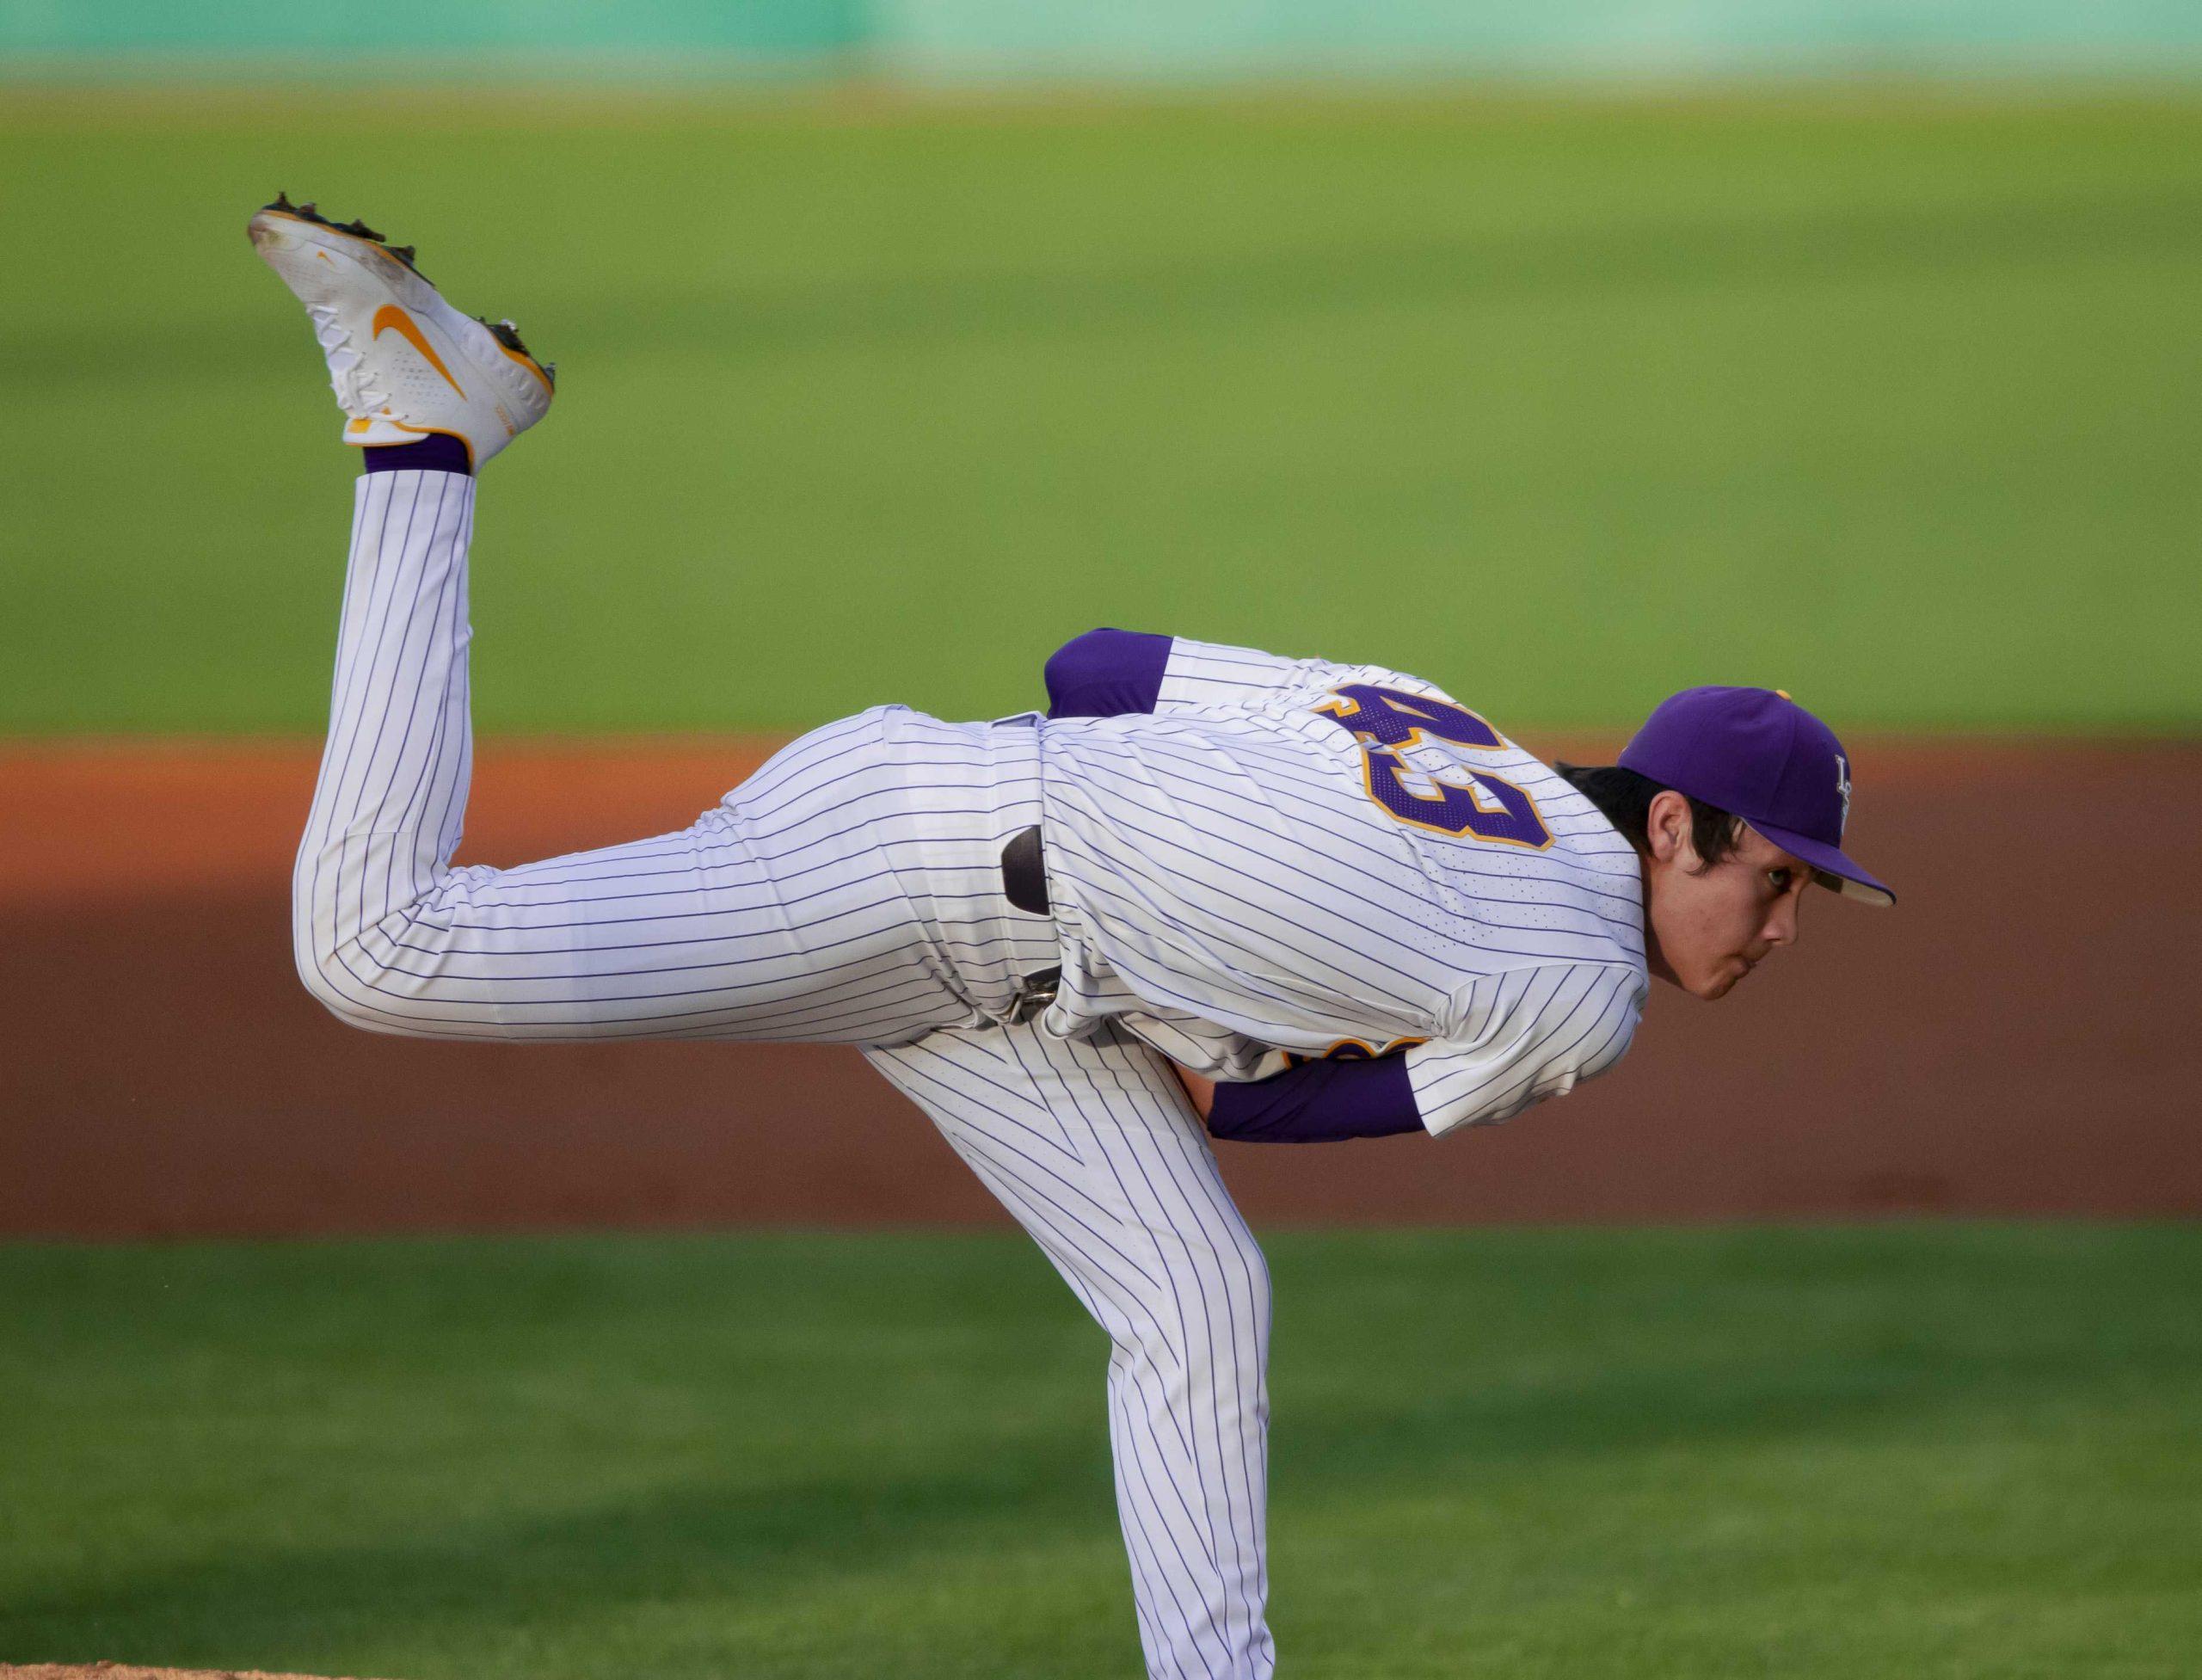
3,736,2195,1237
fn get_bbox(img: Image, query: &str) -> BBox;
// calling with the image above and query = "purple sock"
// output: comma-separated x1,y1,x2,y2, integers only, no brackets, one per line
362,434,471,477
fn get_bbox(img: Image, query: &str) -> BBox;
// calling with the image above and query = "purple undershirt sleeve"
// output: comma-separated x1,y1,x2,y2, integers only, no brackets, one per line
1206,1055,1425,1144
1043,628,1174,719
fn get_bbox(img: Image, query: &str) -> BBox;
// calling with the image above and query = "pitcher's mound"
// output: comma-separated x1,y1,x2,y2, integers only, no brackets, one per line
3,1666,397,1680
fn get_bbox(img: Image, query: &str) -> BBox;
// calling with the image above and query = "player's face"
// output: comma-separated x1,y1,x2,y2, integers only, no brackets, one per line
1641,794,1811,1001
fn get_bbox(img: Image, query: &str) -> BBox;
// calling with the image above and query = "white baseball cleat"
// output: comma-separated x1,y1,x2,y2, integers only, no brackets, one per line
248,194,556,470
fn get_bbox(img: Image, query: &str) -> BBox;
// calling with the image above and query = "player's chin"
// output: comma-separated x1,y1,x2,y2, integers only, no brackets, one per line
1691,962,1749,1002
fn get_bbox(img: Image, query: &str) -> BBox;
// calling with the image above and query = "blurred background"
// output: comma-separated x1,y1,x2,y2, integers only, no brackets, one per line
3,5,2198,1678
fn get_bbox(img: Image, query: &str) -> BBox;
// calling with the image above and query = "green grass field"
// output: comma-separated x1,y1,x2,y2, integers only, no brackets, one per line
3,88,2199,735
4,1225,2199,1678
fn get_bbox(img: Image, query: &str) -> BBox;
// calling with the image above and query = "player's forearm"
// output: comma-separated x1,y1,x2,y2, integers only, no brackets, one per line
1204,1055,1424,1144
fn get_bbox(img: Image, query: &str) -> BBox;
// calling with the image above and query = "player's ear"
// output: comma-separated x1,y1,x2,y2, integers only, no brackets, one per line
1645,789,1695,867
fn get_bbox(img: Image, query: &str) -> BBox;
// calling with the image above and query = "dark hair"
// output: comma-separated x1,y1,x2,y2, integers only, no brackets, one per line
1556,763,1742,869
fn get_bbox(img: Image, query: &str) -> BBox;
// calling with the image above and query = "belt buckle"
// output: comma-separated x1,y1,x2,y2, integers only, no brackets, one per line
1008,965,1061,1025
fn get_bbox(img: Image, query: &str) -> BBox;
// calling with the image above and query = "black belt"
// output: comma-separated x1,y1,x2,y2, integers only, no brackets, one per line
1000,824,1059,1024
1000,823,1050,916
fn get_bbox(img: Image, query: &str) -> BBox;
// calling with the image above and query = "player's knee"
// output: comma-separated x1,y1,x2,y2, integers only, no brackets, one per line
1152,1222,1273,1351
1211,1221,1274,1357
1237,1228,1275,1345
294,934,378,1031
292,925,434,1037
295,933,368,1029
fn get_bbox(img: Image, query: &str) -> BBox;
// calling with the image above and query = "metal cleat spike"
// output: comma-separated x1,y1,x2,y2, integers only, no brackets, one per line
296,201,329,225
478,316,550,378
387,244,416,266
268,190,297,212
341,218,386,243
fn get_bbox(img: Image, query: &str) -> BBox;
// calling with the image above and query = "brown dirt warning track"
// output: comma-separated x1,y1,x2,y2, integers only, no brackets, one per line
2,735,2196,1238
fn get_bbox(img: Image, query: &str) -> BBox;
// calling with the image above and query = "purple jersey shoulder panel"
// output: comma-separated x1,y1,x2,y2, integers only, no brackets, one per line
1206,1053,1424,1144
1044,628,1175,719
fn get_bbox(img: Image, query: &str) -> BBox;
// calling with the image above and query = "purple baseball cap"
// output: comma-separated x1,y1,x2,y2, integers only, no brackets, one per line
1618,686,1895,907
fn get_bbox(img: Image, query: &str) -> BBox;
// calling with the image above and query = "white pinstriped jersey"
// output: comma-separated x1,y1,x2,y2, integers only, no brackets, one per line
1034,637,1649,1136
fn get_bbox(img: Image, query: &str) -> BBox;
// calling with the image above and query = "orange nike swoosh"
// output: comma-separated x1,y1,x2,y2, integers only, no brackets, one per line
371,305,465,399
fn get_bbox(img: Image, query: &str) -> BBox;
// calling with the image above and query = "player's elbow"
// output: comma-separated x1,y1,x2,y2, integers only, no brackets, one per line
1424,1032,1639,1140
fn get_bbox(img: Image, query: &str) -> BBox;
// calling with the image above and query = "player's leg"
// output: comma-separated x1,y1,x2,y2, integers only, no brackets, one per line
253,203,1024,1046
865,1023,1276,1680
292,466,1003,1045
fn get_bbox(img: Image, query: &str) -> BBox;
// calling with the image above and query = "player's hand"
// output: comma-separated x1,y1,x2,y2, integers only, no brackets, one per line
1171,1065,1217,1120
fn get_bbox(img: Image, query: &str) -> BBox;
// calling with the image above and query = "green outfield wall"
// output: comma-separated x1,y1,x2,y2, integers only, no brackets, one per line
4,0,2199,71
0,0,867,57
870,0,2202,76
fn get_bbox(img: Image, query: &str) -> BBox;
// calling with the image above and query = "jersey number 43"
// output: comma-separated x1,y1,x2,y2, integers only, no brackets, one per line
1313,684,1553,848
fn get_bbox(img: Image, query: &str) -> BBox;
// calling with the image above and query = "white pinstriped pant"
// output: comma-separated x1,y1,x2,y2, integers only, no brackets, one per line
299,471,1274,1677
867,1026,1274,1679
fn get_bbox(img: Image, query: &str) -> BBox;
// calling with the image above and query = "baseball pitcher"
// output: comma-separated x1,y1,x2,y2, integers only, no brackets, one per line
250,199,1893,1680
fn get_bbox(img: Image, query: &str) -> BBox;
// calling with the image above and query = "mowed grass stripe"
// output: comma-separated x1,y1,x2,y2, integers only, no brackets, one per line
2,90,2197,734
3,1224,2198,1677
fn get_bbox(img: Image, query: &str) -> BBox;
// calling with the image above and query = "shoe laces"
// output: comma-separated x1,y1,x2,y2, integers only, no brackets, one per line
309,303,391,414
